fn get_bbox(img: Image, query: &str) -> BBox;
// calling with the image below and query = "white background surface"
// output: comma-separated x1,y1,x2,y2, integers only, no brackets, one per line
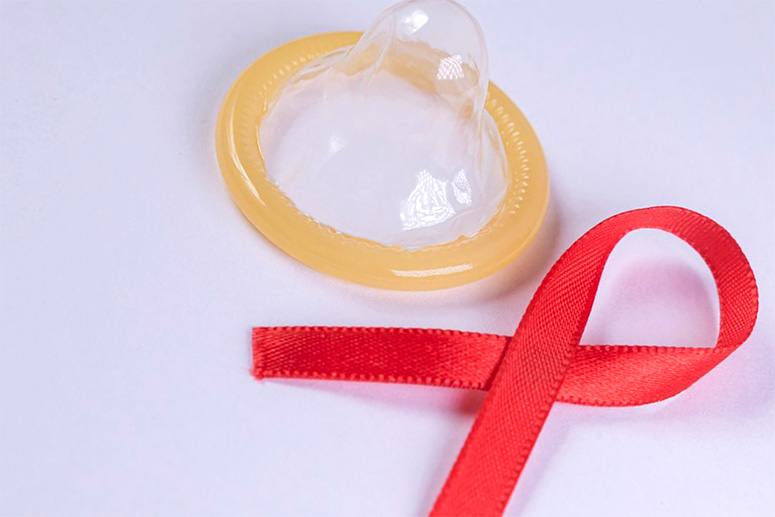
1,1,774,516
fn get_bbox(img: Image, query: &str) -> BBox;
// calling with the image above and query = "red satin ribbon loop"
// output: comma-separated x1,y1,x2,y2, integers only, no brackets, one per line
253,206,758,516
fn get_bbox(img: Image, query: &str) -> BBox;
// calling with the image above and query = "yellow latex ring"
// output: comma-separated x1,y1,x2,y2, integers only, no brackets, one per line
216,32,549,290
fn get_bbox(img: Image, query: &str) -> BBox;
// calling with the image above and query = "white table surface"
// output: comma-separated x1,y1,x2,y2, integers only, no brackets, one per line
2,1,773,515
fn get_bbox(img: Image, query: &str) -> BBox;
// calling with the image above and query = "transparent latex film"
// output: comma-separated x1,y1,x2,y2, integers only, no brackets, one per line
259,0,507,249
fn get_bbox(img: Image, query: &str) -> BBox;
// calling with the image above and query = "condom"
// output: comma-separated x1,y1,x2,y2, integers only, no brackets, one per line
216,0,548,290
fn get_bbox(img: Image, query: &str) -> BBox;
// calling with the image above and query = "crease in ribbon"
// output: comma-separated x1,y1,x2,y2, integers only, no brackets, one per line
252,206,758,516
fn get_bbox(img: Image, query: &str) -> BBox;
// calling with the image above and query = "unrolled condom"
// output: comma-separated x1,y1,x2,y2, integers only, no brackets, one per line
216,0,549,289
260,0,506,248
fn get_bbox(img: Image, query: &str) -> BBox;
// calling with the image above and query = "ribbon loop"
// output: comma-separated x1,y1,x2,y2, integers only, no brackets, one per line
252,206,758,516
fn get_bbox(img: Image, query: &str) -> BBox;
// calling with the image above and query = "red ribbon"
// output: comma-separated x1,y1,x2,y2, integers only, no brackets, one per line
253,206,758,516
